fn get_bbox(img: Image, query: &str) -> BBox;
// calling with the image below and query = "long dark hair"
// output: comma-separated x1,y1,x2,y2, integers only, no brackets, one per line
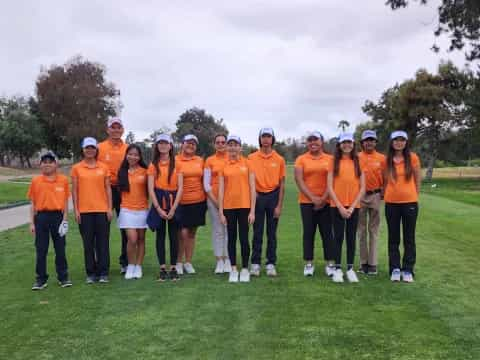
118,144,148,192
333,142,361,178
386,139,413,181
152,141,175,184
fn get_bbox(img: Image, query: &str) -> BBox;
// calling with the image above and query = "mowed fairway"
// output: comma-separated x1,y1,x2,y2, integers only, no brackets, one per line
1,174,479,359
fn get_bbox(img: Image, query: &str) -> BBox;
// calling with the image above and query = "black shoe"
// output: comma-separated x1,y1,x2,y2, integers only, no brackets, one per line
358,264,369,274
368,265,378,275
169,268,179,282
157,269,168,282
120,266,127,275
59,279,73,288
86,276,96,284
32,280,48,291
98,276,109,283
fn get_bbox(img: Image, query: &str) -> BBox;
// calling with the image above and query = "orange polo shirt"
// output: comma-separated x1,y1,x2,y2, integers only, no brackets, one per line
147,160,178,191
27,174,70,211
121,167,148,210
330,158,364,208
176,154,206,204
71,160,110,213
384,153,421,203
248,150,286,193
220,157,252,209
97,139,128,186
204,152,227,198
294,152,333,204
359,151,386,191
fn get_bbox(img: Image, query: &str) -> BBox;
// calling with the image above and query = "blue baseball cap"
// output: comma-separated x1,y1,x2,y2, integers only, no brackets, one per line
226,135,242,145
361,130,377,141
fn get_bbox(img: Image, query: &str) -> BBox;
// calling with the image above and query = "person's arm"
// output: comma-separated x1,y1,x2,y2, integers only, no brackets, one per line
105,176,113,221
63,198,69,221
294,167,323,207
327,171,348,218
274,177,285,218
413,165,421,195
248,172,256,225
148,174,168,219
218,175,227,225
167,174,183,219
71,176,81,224
348,172,366,216
203,168,218,206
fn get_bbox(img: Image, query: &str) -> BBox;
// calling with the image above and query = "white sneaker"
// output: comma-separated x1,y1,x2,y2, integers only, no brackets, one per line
346,269,359,283
229,270,239,283
332,269,344,283
176,262,183,275
214,260,224,274
124,264,135,280
239,268,250,282
391,268,401,282
184,263,196,274
325,265,335,277
250,263,260,276
402,271,414,283
266,264,277,277
223,259,232,273
303,263,314,276
134,265,143,279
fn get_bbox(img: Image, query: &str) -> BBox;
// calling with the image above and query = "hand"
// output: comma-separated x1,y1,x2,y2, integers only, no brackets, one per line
58,220,68,237
248,211,255,225
156,207,168,220
30,223,35,234
167,208,176,220
346,207,355,218
106,210,113,222
273,206,282,218
220,214,227,225
339,206,350,219
75,209,81,224
311,196,325,210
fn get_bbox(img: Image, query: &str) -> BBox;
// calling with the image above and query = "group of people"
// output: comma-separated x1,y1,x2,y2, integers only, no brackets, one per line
28,117,421,290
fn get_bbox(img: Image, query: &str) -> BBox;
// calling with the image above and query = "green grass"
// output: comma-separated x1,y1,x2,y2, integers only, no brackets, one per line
0,181,29,207
1,178,479,359
422,177,480,206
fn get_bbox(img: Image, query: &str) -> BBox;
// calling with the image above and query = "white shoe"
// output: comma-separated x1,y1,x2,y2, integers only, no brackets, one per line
229,270,239,283
223,259,232,273
134,265,143,279
124,264,135,280
214,260,224,274
176,262,183,275
346,269,359,283
402,271,414,283
266,264,277,277
332,269,344,283
250,263,260,276
391,268,401,282
303,263,314,276
325,265,335,277
184,263,196,274
239,268,250,282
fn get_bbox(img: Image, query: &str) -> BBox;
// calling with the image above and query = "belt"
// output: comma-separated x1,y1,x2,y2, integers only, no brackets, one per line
37,210,63,214
365,188,382,195
257,187,280,196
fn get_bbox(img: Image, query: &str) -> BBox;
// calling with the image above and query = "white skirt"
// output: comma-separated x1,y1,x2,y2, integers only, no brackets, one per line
118,208,148,229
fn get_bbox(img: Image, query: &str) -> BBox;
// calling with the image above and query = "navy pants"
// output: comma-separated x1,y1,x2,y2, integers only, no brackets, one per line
331,207,359,269
79,212,110,277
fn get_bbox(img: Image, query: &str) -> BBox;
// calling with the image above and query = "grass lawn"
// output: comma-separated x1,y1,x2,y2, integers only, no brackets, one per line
422,177,480,206
0,181,29,207
1,177,479,359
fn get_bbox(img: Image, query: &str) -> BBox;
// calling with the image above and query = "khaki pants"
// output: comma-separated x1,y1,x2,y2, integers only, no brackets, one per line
357,193,381,266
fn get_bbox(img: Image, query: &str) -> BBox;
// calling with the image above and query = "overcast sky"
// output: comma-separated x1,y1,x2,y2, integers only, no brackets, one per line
1,0,467,144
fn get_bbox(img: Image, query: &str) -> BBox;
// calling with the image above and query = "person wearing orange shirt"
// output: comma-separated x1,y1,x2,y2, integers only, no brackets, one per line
327,133,365,284
71,137,113,284
204,134,231,274
147,134,183,282
248,128,286,277
357,130,386,275
117,144,149,280
28,151,71,290
294,131,335,277
384,131,421,283
98,117,129,274
175,134,207,275
218,135,256,283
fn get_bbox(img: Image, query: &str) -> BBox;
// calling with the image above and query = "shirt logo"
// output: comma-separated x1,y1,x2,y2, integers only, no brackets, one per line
55,187,64,192
240,166,248,172
105,154,110,161
270,163,278,167
97,170,104,175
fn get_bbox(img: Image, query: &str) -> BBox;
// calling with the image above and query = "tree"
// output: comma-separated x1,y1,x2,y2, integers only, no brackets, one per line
387,0,480,61
337,120,350,132
363,61,471,180
35,55,120,159
125,131,136,144
173,107,228,157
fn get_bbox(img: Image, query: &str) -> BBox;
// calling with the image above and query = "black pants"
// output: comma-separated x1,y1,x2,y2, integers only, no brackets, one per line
224,209,250,268
79,212,110,277
385,202,418,274
300,204,334,261
156,218,178,267
332,207,359,269
251,189,279,266
112,185,128,267
34,211,68,282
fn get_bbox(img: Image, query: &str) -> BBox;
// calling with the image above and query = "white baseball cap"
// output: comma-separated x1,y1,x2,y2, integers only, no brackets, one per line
259,128,274,137
361,130,377,141
306,131,323,140
107,117,123,127
183,134,199,144
390,130,408,140
82,137,98,148
40,151,57,162
226,135,242,145
338,133,354,143
155,133,173,143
